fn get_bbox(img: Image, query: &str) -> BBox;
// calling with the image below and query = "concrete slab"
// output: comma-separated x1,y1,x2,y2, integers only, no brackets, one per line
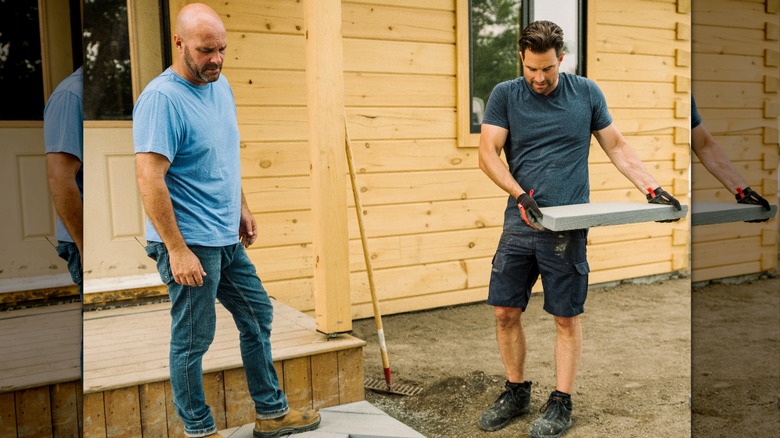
538,202,688,231
219,401,425,438
691,202,777,226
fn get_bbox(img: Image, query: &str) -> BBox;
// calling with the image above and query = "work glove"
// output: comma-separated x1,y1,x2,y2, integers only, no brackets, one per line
736,187,770,222
517,191,544,230
646,186,681,222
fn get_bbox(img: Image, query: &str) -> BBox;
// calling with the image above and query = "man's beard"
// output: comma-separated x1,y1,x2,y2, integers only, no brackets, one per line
184,48,221,84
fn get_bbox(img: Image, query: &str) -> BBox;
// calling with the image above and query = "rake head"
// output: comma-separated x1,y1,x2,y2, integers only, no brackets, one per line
364,377,424,396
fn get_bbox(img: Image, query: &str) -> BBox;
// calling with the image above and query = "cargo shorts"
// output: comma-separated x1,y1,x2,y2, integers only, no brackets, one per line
487,229,589,317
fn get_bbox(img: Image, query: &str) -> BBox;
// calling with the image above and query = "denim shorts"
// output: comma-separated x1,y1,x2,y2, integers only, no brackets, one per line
488,230,589,317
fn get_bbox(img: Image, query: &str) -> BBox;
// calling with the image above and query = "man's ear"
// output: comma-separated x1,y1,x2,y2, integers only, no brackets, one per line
558,51,566,63
173,34,183,51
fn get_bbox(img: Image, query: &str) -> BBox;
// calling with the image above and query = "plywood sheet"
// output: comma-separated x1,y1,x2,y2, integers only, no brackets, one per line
538,202,689,231
691,202,778,226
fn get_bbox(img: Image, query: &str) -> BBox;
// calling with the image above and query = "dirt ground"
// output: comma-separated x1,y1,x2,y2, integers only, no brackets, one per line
352,276,780,438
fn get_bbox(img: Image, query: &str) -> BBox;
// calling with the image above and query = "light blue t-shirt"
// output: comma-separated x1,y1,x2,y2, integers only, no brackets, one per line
44,67,84,243
482,72,613,232
133,68,241,247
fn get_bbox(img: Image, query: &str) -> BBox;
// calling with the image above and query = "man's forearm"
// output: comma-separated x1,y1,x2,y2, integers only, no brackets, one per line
605,143,660,194
50,181,83,252
138,176,188,251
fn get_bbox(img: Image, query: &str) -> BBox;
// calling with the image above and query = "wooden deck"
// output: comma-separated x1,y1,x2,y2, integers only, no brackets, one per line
83,299,366,437
0,303,82,437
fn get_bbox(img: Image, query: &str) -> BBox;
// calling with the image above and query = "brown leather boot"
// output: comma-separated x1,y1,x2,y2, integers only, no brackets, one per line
253,409,321,438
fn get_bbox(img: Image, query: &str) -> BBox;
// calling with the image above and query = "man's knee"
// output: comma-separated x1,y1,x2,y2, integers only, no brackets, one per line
554,315,580,334
494,306,523,328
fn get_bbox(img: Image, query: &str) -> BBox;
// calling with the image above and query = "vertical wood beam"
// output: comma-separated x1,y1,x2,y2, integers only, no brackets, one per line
304,0,352,334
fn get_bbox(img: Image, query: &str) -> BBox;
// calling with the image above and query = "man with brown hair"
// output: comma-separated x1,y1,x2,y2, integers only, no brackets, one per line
134,4,319,437
477,20,680,437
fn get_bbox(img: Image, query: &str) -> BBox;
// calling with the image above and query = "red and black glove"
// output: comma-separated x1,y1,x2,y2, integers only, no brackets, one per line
517,191,544,230
736,187,770,222
646,187,681,222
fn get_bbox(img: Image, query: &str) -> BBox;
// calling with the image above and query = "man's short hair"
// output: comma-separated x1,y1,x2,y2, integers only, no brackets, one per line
519,20,565,56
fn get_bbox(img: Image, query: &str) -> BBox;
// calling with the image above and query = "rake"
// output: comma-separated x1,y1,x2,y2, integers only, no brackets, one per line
344,119,423,397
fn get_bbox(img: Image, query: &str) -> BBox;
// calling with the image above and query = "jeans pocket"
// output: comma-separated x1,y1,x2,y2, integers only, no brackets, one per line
574,261,590,276
146,242,173,284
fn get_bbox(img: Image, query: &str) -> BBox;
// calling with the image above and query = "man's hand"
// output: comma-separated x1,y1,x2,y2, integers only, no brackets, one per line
517,192,544,230
646,186,681,222
736,187,771,222
239,207,257,248
169,246,207,287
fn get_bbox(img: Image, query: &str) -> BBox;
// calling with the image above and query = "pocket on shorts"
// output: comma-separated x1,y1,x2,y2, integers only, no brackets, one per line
146,242,173,284
574,261,590,276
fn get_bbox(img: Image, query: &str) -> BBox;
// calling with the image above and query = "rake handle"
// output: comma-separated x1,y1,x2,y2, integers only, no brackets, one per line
344,119,392,387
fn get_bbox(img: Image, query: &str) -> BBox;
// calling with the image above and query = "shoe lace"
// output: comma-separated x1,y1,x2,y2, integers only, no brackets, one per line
493,388,515,405
538,395,567,419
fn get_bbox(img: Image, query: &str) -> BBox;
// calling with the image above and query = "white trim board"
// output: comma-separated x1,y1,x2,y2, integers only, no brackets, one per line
0,274,74,294
691,202,777,226
538,202,689,231
83,273,162,294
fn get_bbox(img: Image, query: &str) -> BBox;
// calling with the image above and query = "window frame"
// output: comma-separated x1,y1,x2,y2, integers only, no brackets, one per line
456,0,591,147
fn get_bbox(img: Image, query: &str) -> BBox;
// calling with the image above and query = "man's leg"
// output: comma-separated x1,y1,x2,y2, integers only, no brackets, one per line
216,244,320,437
531,230,588,438
495,306,527,383
480,232,537,432
147,242,221,437
553,315,582,395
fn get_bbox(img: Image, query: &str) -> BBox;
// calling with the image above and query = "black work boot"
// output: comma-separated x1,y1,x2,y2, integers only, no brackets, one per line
478,380,532,431
529,390,573,438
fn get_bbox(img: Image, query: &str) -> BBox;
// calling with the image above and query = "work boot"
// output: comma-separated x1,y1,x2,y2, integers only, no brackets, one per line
253,408,321,438
529,390,573,438
478,380,532,431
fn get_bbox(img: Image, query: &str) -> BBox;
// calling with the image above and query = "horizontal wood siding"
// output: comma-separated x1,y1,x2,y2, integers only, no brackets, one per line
84,1,693,317
691,0,779,281
188,0,692,318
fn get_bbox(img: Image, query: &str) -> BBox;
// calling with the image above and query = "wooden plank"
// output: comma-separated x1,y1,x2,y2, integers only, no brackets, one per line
203,372,227,431
337,349,364,404
0,392,17,438
538,202,688,231
283,357,312,410
223,368,254,429
311,352,340,409
342,2,455,43
163,381,184,437
305,0,352,335
104,387,142,438
596,24,683,57
592,53,683,82
83,392,107,438
50,382,80,437
691,202,778,226
139,381,168,437
15,386,53,438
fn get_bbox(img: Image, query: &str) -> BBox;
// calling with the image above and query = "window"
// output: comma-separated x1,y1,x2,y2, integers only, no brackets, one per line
83,0,133,120
458,0,587,146
0,0,44,120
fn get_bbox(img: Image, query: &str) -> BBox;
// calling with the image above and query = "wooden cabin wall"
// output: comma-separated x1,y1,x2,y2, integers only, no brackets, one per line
84,0,692,318
691,0,779,281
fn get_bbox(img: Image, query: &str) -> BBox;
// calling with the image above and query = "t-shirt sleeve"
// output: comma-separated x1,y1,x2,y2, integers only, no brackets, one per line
691,95,702,129
482,81,510,129
43,90,83,162
132,90,182,162
587,80,613,132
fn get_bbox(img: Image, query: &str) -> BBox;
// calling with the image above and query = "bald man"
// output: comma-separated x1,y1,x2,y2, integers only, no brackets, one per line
134,4,319,437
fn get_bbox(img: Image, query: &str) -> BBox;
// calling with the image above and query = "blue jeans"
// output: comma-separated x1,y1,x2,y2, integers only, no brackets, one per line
146,242,288,437
56,241,82,297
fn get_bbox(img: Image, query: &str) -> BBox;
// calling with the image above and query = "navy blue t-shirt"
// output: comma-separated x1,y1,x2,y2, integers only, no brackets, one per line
691,95,701,129
482,72,613,232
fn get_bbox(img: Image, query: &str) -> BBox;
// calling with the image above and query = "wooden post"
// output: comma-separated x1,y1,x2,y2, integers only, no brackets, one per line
304,0,352,334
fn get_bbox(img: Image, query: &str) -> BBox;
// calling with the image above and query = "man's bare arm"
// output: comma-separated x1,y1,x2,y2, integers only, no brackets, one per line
691,123,747,195
478,123,523,199
136,152,206,286
46,152,83,255
593,123,660,194
239,190,257,248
